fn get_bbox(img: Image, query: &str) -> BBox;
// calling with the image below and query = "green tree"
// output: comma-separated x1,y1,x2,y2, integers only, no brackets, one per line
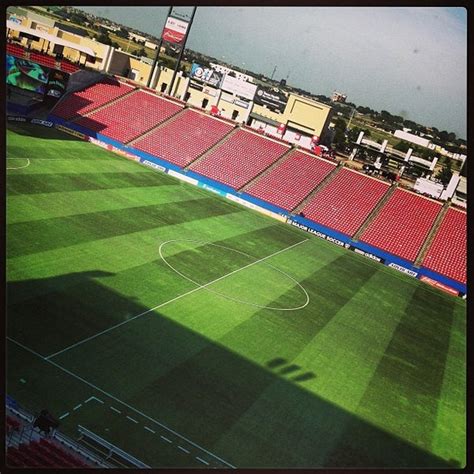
394,140,411,152
436,157,453,186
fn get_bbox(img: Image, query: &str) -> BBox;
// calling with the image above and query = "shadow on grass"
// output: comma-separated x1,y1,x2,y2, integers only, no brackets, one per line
7,271,460,469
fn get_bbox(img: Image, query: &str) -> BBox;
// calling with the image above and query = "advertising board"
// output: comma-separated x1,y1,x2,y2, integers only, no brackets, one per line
7,54,50,95
162,16,188,45
190,63,223,88
419,276,459,296
254,87,288,112
387,262,418,278
221,75,257,100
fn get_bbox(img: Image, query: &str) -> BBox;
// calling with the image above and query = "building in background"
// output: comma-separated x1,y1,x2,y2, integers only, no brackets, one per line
331,91,347,103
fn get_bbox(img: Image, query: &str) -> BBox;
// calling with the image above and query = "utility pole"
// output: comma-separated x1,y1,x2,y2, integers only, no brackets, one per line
147,5,173,88
167,6,197,97
270,65,277,80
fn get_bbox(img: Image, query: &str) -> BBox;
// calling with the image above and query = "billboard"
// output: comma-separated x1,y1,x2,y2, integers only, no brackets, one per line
190,63,223,88
162,16,189,45
254,87,288,112
221,75,257,100
6,54,50,95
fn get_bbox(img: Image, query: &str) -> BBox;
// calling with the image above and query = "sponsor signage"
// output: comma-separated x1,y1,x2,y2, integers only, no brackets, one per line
7,116,27,122
188,80,204,92
203,87,217,97
227,194,287,222
45,70,69,99
234,99,250,109
168,169,198,185
162,16,188,45
254,87,288,112
190,63,223,88
55,124,85,140
221,75,257,100
419,276,460,296
349,246,384,263
387,262,418,278
197,182,227,197
140,159,166,172
288,219,347,247
31,118,53,127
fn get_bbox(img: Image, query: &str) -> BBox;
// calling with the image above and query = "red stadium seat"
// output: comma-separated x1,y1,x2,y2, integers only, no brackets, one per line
190,129,289,189
421,208,466,283
246,150,336,211
360,188,442,262
300,168,390,236
133,109,234,167
75,90,183,143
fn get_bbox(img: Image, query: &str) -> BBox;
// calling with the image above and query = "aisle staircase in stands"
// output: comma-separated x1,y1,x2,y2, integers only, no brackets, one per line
291,161,344,214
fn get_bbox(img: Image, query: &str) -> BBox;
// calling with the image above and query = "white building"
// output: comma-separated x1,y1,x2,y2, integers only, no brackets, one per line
394,129,433,148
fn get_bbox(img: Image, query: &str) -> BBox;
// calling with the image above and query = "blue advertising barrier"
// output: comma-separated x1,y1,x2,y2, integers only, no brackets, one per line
46,115,466,297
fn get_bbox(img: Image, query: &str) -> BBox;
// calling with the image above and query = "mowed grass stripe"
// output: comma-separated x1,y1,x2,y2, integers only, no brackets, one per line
7,185,207,224
430,302,466,466
6,171,177,196
113,254,378,451
6,210,270,283
353,286,457,457
7,198,241,258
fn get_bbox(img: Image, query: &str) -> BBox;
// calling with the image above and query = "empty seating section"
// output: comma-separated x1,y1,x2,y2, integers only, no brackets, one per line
360,188,441,262
246,150,336,211
76,91,183,143
7,43,26,57
190,129,289,189
7,439,91,468
29,52,56,69
52,78,134,120
301,168,390,236
133,109,233,167
60,60,79,73
421,208,466,283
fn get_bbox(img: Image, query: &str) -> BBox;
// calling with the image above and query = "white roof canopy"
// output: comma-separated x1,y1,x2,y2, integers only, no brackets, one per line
7,20,96,57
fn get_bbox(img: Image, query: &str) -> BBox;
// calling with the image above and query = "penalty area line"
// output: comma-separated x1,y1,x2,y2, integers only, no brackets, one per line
7,336,236,469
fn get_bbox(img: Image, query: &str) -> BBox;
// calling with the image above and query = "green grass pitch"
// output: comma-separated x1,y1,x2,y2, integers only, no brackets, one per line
6,122,466,468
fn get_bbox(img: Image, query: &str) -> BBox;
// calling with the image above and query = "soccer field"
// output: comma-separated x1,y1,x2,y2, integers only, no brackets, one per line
6,122,466,468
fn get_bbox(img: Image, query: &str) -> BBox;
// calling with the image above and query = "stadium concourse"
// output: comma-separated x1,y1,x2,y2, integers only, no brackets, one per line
48,74,466,289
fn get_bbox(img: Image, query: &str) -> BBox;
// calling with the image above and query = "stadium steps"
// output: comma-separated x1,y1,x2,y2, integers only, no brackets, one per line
238,146,296,192
183,125,241,170
351,182,399,241
69,87,139,123
413,201,451,267
125,103,187,146
291,161,344,214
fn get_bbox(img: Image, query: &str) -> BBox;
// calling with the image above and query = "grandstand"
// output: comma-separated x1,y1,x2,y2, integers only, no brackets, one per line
52,77,135,121
245,150,336,211
75,90,183,144
132,109,234,168
189,129,290,189
299,168,390,236
359,188,442,262
421,208,466,283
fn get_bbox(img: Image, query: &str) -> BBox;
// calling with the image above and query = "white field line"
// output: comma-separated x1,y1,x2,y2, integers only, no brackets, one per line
160,435,172,444
7,158,30,170
45,238,308,360
73,403,82,411
126,415,139,424
178,446,190,454
196,456,210,465
110,406,122,414
7,337,236,469
144,426,156,434
59,412,70,420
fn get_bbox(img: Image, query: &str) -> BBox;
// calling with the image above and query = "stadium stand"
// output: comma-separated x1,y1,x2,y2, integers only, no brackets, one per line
7,42,25,57
300,168,390,236
421,208,466,283
75,91,183,143
133,109,234,167
29,52,56,69
245,150,336,211
359,188,442,262
51,77,135,121
190,129,289,189
60,60,80,73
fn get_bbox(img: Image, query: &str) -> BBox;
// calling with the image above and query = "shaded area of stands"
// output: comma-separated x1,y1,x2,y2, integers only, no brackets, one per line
52,77,135,121
76,90,183,144
190,129,289,189
133,109,234,168
421,208,466,283
301,168,390,236
246,150,336,211
360,189,442,262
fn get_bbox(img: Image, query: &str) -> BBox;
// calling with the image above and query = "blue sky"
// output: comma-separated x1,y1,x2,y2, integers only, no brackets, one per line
77,6,467,138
